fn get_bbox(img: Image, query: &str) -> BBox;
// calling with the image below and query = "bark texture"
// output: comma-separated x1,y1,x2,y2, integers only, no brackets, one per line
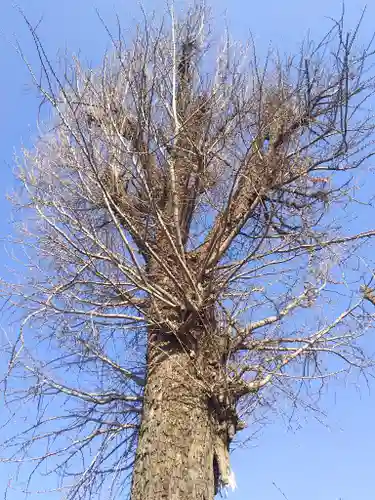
130,351,216,500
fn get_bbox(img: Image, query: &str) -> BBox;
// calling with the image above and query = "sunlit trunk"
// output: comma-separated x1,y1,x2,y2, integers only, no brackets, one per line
130,350,216,500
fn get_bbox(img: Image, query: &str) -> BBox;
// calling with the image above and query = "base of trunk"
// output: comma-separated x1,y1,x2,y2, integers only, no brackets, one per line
130,351,216,500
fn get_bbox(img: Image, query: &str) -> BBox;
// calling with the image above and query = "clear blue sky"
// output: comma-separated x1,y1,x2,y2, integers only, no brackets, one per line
1,1,375,499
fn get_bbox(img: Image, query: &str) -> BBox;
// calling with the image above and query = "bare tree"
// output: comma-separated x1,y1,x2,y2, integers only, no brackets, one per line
2,3,375,499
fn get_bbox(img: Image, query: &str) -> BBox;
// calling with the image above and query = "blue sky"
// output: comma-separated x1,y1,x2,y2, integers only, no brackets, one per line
1,1,375,499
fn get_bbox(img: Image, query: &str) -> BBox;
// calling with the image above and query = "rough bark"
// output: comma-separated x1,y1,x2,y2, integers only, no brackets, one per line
130,350,216,500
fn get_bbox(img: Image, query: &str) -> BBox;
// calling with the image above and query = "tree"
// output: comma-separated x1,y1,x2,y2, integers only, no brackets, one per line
2,2,375,499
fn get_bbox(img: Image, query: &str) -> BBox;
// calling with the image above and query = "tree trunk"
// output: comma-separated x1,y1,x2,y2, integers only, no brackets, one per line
130,350,216,500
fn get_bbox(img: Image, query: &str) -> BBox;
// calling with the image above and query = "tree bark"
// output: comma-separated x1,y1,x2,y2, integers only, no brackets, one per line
130,350,216,500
